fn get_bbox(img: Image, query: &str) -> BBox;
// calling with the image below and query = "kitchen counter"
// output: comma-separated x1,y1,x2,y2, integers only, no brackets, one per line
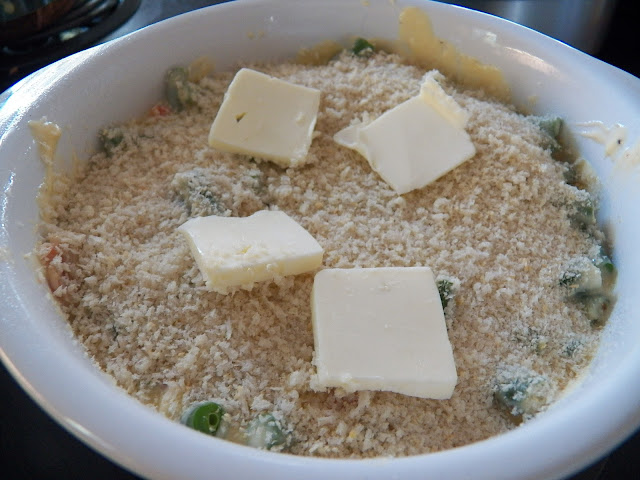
0,1,638,478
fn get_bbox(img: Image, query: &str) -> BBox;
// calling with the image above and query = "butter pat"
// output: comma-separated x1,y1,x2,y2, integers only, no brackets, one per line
334,71,475,194
209,68,321,168
178,210,323,294
311,267,457,399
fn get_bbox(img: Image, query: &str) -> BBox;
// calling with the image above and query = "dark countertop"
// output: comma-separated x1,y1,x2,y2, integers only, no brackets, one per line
1,1,638,479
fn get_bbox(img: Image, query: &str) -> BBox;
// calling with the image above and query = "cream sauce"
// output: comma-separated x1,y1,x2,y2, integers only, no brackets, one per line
296,40,343,66
615,139,640,171
396,7,511,101
295,7,511,101
28,118,62,166
577,121,628,158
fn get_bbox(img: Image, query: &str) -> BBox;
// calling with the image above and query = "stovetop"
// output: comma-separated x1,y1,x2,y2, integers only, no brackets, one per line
0,0,143,92
0,1,638,479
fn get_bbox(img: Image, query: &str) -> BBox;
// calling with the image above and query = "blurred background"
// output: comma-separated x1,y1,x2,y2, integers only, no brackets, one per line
1,1,638,478
439,0,618,54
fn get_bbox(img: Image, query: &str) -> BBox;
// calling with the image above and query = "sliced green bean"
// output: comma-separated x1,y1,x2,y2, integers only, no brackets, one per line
352,37,375,57
181,402,224,436
99,127,125,156
245,413,286,450
436,279,454,310
494,367,549,418
561,338,583,358
530,115,562,139
528,115,562,152
592,248,617,290
165,67,194,111
172,169,227,216
569,196,596,230
560,250,616,327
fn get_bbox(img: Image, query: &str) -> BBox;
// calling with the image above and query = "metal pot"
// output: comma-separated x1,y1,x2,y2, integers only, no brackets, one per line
1,0,76,44
438,0,617,53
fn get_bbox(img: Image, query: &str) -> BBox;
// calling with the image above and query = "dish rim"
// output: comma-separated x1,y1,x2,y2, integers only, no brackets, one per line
1,1,639,479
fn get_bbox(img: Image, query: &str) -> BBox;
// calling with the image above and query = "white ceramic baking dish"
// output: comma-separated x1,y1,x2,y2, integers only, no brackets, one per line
1,1,639,479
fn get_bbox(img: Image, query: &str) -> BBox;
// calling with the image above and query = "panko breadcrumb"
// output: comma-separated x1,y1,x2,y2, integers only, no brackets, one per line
38,51,609,457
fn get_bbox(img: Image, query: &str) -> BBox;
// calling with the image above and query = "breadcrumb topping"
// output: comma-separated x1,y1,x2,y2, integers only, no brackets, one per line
37,51,607,457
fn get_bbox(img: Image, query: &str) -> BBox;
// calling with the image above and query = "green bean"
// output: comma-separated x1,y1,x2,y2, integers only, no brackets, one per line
99,127,125,156
561,338,583,358
352,37,375,57
437,279,454,309
165,67,194,111
172,169,227,216
559,250,616,327
569,196,596,230
528,115,562,152
494,367,549,418
530,115,562,139
592,248,616,290
245,413,286,450
181,402,224,436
